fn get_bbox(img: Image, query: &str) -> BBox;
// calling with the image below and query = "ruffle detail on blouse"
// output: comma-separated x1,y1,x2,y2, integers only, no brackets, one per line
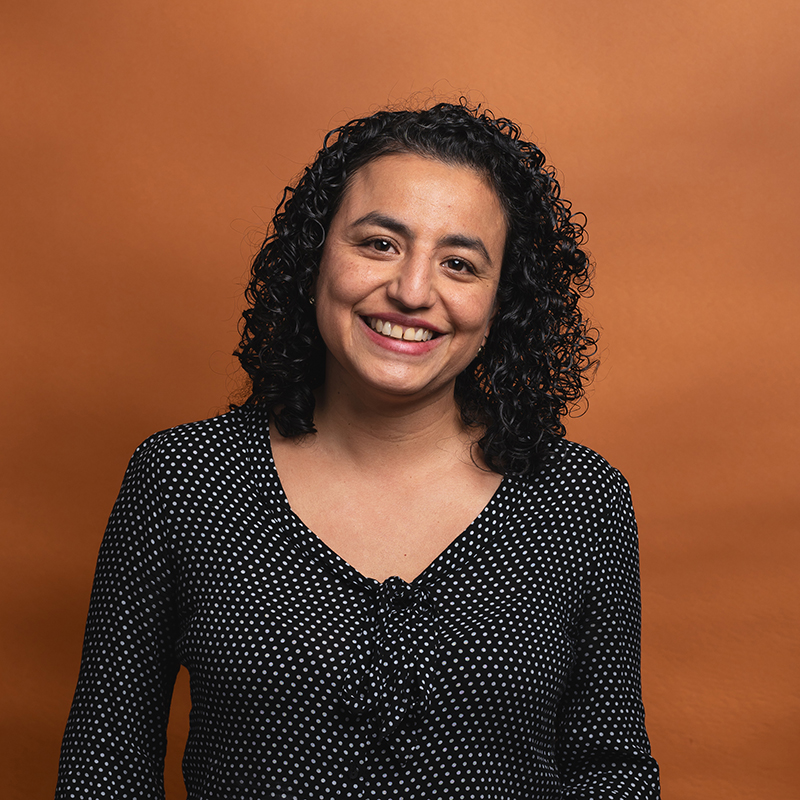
341,576,436,761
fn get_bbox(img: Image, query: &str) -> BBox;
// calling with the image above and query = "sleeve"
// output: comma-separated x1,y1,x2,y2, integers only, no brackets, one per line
55,436,180,800
556,469,661,799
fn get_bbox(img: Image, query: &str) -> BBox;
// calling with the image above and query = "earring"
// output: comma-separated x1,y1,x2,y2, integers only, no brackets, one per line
309,296,316,306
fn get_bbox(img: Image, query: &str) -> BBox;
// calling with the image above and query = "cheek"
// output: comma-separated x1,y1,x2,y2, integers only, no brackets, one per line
455,290,499,334
317,253,382,309
316,253,350,309
314,255,376,348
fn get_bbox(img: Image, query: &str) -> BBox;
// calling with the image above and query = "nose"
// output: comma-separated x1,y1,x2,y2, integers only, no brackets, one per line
385,252,435,310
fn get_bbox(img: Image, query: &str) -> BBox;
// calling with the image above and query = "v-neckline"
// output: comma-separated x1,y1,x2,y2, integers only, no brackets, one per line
256,413,508,589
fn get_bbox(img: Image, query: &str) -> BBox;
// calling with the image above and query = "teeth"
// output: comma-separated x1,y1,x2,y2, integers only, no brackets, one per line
367,317,434,342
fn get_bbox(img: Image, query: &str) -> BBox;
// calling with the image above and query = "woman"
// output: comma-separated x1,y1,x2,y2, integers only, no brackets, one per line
57,101,660,798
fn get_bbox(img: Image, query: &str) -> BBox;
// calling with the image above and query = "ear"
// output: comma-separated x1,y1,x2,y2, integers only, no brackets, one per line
308,274,318,306
484,298,500,340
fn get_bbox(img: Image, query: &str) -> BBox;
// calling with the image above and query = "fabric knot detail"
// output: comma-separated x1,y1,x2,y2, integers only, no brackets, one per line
341,576,437,762
380,575,418,611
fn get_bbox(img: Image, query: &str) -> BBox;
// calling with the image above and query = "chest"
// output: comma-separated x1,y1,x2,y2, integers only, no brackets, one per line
175,507,581,699
276,458,503,582
169,467,591,721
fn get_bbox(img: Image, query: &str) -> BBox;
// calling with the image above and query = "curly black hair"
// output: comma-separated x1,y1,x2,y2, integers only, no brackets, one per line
234,100,597,476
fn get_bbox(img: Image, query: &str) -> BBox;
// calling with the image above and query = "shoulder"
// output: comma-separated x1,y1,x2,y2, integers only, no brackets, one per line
502,439,635,536
519,439,630,495
128,406,270,484
139,405,259,448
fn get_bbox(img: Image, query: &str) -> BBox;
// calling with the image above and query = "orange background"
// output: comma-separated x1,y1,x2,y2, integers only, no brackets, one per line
2,1,798,797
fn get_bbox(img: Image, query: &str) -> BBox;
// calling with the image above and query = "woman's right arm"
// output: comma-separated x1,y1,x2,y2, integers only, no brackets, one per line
56,435,180,800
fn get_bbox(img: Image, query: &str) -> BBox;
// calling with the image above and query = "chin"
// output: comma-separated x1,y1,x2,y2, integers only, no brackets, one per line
357,368,459,402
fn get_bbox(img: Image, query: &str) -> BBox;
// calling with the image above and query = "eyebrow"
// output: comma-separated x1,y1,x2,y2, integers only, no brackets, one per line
350,211,494,266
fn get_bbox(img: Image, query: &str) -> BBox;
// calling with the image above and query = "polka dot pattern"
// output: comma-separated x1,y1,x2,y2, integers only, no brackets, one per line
56,407,660,798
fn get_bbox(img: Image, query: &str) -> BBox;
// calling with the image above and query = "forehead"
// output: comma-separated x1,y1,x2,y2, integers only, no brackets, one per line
334,153,507,236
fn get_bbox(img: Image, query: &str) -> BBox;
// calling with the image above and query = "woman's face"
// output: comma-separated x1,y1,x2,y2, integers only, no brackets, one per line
314,152,507,404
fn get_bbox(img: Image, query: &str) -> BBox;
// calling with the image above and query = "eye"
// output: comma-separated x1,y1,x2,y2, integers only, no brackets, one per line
444,257,475,275
366,238,395,253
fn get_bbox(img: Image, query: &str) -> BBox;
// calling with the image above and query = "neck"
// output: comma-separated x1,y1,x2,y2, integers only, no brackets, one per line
312,378,472,472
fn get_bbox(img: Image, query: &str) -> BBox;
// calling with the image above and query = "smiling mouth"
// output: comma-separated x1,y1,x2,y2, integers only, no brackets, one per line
365,317,437,342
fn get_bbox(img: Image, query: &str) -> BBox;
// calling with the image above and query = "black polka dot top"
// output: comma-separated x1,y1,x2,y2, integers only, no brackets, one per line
56,407,660,799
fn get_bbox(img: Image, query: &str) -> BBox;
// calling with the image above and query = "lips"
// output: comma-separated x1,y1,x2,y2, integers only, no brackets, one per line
365,316,437,342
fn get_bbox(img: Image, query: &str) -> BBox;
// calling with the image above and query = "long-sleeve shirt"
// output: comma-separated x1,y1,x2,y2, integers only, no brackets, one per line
56,406,660,798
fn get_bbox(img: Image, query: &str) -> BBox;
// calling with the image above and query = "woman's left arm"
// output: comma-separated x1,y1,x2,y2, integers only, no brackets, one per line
556,469,661,799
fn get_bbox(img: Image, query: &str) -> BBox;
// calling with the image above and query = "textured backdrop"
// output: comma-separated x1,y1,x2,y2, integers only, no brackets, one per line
2,1,798,797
